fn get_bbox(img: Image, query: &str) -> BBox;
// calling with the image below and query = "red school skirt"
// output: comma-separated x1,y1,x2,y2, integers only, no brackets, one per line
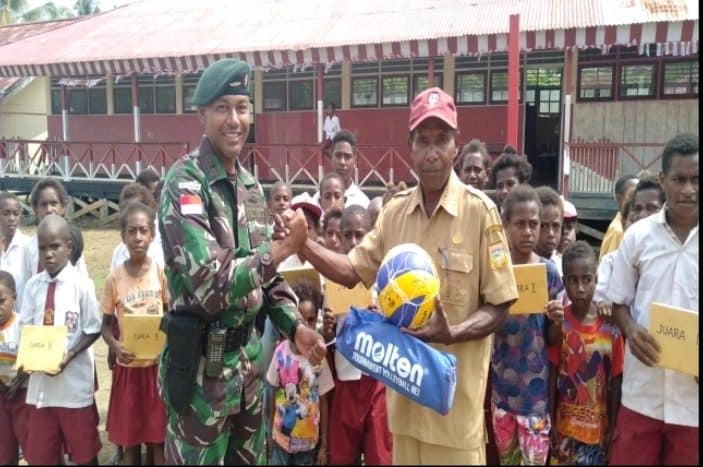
106,364,167,448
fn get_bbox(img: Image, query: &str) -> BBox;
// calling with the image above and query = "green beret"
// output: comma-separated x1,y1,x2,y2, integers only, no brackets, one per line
192,59,250,106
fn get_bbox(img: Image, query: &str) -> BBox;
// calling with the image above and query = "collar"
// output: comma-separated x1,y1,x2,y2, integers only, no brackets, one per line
5,229,27,251
404,171,461,217
38,262,76,283
196,136,254,189
653,204,667,224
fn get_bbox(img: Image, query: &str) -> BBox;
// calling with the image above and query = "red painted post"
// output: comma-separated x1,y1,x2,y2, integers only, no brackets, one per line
507,14,520,149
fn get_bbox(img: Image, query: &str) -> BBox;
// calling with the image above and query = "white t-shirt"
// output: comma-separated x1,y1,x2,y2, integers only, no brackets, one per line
19,264,101,409
334,314,363,381
323,115,341,141
605,206,698,427
0,312,21,384
0,230,29,301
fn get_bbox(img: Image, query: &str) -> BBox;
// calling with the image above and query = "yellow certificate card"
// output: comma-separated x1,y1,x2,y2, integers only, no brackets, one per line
121,314,166,360
326,282,373,315
14,325,67,373
510,263,548,314
649,303,698,377
279,266,322,294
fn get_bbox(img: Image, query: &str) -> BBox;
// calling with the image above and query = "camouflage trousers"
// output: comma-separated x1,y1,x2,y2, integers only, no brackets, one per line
160,339,266,465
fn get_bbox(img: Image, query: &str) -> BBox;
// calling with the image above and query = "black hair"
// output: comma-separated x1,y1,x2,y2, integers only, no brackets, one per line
119,202,156,234
269,181,292,197
341,205,371,231
320,172,345,192
291,279,323,312
621,186,636,221
662,133,698,174
0,270,16,295
614,174,638,196
562,240,597,276
491,153,533,186
154,180,165,206
29,178,69,210
331,129,357,152
460,139,491,170
502,184,542,221
322,207,343,232
327,102,336,111
382,181,407,206
535,186,564,216
119,182,156,211
0,191,20,207
634,175,666,204
135,168,160,189
502,145,518,155
68,224,84,266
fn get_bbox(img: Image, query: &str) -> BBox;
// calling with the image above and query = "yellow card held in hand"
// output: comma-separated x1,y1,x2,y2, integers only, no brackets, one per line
121,314,166,360
14,325,67,373
326,282,373,315
649,303,698,377
510,263,548,314
279,266,322,294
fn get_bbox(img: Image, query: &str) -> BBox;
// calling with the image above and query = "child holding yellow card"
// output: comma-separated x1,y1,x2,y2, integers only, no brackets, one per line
490,185,564,466
101,202,169,465
548,241,624,465
19,214,102,465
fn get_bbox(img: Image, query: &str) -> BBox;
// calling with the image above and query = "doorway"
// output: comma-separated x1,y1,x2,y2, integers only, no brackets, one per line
523,67,562,188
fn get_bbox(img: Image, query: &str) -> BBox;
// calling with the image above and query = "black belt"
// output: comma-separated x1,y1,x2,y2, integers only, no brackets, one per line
201,325,253,355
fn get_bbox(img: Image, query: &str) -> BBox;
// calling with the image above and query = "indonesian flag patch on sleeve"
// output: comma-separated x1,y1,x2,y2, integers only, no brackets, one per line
180,194,203,216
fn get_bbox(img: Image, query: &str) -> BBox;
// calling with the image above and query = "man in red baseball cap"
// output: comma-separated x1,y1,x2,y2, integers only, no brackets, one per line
293,86,518,465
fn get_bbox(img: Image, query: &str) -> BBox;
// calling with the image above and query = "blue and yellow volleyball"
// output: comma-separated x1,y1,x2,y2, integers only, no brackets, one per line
375,243,440,329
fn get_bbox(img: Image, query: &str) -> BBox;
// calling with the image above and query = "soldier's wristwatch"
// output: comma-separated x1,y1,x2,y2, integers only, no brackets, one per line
290,318,306,342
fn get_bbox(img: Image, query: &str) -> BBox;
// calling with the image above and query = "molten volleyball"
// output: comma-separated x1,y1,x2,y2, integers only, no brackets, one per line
375,243,440,330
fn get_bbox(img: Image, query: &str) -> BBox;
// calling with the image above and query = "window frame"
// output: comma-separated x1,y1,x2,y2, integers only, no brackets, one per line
454,70,487,105
576,64,615,102
351,76,379,108
381,74,410,107
288,77,315,111
618,61,657,100
660,59,699,99
262,80,287,111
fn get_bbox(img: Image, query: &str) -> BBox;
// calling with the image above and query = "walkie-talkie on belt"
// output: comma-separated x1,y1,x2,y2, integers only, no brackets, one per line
205,322,226,378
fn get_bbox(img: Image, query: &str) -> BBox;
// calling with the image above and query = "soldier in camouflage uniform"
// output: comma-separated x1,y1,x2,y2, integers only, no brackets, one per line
158,59,327,465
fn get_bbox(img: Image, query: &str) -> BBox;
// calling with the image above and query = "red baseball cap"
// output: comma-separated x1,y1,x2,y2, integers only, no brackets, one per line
291,192,322,221
408,87,458,132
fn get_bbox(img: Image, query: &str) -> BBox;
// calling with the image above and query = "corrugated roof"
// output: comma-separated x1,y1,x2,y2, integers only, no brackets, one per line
0,0,698,76
0,17,83,46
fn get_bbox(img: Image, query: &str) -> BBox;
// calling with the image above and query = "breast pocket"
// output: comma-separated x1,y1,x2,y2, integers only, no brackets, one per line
440,249,474,306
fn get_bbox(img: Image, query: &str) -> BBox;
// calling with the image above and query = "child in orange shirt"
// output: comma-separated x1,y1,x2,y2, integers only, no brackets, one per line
101,202,169,465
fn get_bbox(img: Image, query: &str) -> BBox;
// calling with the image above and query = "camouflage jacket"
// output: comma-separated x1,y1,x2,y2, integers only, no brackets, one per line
159,136,298,336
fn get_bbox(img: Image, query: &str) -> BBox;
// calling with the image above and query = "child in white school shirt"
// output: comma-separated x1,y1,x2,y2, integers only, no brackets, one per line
18,214,102,465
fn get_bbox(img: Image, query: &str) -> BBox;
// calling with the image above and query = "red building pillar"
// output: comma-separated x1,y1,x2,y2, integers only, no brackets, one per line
507,14,520,149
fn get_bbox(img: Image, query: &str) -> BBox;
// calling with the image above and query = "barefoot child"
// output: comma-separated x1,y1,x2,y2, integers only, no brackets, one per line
0,271,29,465
490,185,564,465
267,279,333,465
19,214,102,465
549,241,624,465
101,202,168,465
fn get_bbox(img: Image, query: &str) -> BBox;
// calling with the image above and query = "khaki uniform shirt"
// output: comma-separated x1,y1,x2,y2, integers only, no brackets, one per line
599,212,624,263
349,171,518,450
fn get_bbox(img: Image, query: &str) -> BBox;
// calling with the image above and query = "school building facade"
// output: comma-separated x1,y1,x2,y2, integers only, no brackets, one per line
0,0,699,224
